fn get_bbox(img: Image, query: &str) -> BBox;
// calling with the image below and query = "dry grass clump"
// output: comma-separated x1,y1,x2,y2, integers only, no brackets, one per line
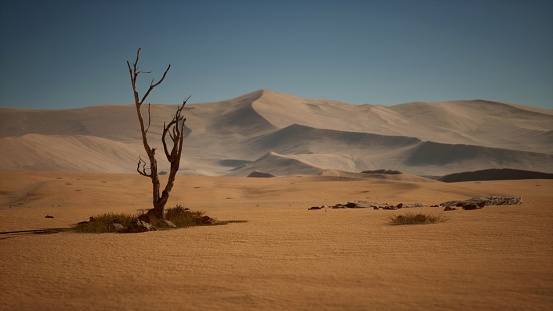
389,213,446,225
165,204,209,227
75,204,225,233
74,213,137,233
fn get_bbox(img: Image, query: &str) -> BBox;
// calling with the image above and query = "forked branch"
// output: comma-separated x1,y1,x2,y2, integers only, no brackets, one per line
136,156,151,177
126,48,171,107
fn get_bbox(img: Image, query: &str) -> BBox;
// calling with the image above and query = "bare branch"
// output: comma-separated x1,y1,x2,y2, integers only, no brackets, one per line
145,103,151,134
139,63,171,105
136,156,151,177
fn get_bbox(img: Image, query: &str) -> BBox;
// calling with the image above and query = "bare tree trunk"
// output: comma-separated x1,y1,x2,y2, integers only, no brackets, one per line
127,48,188,221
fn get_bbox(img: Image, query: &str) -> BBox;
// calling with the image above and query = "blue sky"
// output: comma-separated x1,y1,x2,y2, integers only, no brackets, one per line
1,0,552,109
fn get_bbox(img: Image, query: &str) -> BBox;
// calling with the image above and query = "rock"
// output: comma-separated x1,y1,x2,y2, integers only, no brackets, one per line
443,206,457,211
45,215,54,218
345,202,358,208
127,219,157,233
77,221,88,225
373,206,380,210
161,219,176,228
486,196,523,205
89,216,97,222
396,203,403,209
308,206,322,210
109,222,125,231
440,196,522,208
462,204,482,210
195,215,215,225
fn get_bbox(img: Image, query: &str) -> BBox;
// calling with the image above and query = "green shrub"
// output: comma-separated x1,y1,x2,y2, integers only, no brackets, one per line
389,213,445,225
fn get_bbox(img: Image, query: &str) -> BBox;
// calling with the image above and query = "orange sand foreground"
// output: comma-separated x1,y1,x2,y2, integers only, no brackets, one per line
1,170,552,310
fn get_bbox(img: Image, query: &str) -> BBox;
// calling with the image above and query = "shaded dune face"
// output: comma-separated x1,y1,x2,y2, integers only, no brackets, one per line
1,89,552,176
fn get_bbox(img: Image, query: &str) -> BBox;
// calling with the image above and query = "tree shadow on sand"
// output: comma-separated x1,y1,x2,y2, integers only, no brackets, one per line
0,228,72,240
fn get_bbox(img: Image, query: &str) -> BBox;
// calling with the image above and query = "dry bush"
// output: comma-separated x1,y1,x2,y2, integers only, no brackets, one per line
165,204,208,227
389,213,446,225
74,213,137,233
75,204,237,233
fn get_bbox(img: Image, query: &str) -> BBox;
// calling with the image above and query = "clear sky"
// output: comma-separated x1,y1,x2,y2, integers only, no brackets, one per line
1,0,552,109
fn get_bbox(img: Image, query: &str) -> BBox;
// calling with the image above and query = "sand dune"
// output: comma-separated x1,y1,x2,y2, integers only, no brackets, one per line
251,91,553,152
0,134,138,173
1,90,552,177
227,151,323,176
402,141,553,176
1,170,552,310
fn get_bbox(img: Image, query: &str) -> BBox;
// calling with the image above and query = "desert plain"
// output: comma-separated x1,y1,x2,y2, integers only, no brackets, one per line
1,169,552,311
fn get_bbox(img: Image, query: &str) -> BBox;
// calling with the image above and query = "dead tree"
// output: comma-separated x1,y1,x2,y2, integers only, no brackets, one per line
127,48,188,220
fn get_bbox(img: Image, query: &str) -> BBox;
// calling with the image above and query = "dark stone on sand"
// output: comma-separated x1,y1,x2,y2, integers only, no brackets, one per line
195,215,215,225
462,204,481,210
127,219,157,233
440,196,522,209
109,222,125,231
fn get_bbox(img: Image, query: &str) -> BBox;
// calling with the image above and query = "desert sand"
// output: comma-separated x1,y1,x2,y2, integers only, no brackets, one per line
1,170,552,310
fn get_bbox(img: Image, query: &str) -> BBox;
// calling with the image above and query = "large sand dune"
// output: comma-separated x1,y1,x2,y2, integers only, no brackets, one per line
1,90,552,176
1,170,552,310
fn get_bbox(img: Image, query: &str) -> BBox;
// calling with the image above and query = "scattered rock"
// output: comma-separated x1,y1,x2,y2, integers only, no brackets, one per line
462,204,481,210
314,201,427,211
312,196,522,213
160,219,176,228
109,222,125,231
45,215,54,218
127,219,157,233
440,196,522,208
195,215,215,225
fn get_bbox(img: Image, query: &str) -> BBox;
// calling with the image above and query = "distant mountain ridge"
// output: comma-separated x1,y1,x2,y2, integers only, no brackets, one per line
1,89,552,176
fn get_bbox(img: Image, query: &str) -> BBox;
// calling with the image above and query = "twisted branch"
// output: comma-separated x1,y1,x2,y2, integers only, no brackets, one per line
136,156,151,177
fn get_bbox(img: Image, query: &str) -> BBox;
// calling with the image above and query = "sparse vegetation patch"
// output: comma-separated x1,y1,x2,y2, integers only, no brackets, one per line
388,213,445,225
75,204,247,233
75,213,137,233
